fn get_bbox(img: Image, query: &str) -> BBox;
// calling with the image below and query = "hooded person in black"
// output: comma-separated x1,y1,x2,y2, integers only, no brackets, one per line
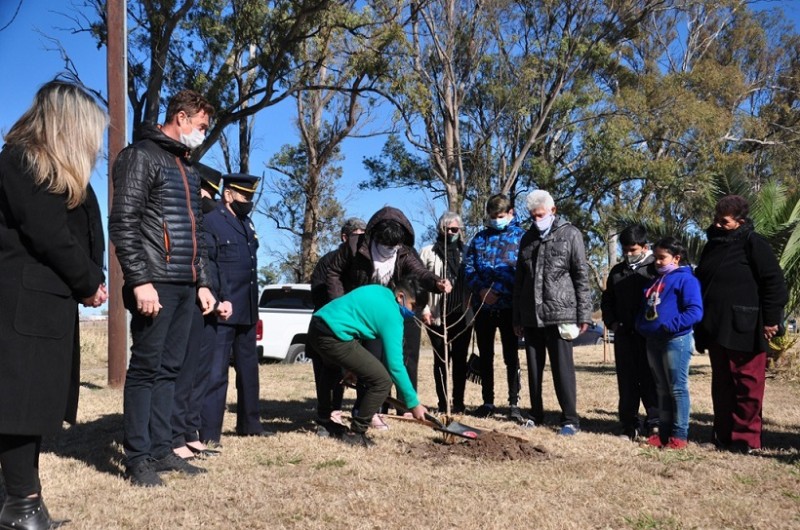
325,206,451,424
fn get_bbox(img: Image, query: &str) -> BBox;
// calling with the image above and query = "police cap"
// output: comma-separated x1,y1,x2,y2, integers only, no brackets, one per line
223,173,260,195
196,163,223,194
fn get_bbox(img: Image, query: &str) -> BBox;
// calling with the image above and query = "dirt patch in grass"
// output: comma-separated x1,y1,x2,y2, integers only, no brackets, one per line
404,430,550,462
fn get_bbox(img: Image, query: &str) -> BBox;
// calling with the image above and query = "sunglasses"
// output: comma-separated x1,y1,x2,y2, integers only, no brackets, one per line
446,227,461,234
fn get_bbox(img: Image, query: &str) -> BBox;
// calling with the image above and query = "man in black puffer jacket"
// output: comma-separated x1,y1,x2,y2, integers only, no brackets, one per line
110,90,217,487
513,190,592,436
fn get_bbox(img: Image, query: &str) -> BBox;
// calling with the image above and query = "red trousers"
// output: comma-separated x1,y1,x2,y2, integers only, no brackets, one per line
708,343,767,449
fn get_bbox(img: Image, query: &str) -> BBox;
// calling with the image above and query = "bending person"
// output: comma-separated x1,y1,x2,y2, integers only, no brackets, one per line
308,281,429,446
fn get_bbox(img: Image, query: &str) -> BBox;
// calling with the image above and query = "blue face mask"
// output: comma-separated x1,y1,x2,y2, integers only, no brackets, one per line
398,295,415,319
487,216,511,230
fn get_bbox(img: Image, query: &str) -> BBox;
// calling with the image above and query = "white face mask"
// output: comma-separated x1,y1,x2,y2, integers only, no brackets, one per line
180,127,205,150
535,213,554,232
375,243,400,260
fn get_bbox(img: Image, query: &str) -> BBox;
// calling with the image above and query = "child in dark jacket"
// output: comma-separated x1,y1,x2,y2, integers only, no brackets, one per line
600,224,659,440
635,237,703,450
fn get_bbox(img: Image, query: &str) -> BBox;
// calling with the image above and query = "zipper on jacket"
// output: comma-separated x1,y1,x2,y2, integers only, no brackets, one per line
175,157,198,283
163,221,171,263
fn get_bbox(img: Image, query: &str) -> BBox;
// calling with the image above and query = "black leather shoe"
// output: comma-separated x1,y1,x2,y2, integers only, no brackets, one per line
0,495,64,530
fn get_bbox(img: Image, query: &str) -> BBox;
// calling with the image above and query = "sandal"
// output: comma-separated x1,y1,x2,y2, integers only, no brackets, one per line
187,442,221,457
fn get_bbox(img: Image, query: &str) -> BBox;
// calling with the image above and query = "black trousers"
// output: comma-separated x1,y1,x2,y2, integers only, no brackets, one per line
428,315,472,410
523,325,579,427
474,308,520,406
200,323,261,442
123,282,195,466
614,331,659,429
0,434,41,497
172,308,218,447
308,320,345,422
308,318,392,433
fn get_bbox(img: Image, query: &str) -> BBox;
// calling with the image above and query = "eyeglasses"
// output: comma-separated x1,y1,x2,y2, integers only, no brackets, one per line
446,227,460,234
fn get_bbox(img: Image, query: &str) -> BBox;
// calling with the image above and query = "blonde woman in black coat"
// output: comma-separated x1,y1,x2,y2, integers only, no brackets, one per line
0,81,107,530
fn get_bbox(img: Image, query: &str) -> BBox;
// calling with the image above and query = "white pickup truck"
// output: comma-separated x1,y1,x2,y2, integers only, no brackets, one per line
256,283,314,363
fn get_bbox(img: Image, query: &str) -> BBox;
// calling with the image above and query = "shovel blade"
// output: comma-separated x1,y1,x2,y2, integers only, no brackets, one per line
435,420,483,440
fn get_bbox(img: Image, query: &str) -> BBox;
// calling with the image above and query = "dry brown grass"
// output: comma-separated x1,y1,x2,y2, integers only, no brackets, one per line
30,323,800,529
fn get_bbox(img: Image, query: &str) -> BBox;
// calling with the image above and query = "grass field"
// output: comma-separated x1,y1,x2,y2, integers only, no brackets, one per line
22,323,800,529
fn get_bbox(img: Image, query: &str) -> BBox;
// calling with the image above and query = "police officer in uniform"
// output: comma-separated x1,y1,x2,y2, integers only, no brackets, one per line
173,164,232,457
199,174,270,443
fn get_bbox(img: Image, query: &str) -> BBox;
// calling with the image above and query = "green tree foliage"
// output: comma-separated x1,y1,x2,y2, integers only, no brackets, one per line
578,1,800,298
85,0,337,163
362,0,665,222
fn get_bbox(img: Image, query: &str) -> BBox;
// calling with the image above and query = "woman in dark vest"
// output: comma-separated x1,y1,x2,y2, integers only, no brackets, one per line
695,195,788,453
0,80,107,529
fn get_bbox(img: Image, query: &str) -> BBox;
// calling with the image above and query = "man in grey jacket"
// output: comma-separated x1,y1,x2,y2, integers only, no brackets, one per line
512,190,592,435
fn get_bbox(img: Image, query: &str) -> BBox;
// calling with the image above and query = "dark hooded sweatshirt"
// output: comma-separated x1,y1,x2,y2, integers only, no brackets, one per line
325,206,440,300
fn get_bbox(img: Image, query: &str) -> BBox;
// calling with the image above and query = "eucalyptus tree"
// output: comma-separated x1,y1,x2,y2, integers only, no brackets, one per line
84,0,338,164
362,0,665,219
577,1,800,287
262,0,404,281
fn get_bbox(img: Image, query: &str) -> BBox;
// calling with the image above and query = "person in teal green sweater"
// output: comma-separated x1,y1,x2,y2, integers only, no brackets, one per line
308,281,429,447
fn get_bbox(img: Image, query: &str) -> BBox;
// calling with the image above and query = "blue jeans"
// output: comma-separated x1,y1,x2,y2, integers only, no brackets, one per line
646,333,692,441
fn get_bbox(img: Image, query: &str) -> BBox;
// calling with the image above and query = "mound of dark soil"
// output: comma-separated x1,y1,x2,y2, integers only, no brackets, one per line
403,431,550,462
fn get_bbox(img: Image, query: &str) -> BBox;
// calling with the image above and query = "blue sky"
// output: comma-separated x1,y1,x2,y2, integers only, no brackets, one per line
0,0,438,275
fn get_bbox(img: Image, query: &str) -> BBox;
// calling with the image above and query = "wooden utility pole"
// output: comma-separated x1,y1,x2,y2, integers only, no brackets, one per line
107,0,128,388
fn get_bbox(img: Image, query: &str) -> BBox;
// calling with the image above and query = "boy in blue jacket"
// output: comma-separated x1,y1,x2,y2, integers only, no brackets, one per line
463,194,526,421
636,237,703,450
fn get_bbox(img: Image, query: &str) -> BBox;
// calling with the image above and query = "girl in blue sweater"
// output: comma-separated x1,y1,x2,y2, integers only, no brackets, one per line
635,237,703,450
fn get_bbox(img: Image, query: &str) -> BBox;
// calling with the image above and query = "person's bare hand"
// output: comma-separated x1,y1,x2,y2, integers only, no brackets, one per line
422,312,433,326
133,283,161,317
764,324,779,340
82,284,108,307
514,325,524,338
197,287,216,315
436,278,452,293
410,404,428,421
216,300,233,320
579,322,589,334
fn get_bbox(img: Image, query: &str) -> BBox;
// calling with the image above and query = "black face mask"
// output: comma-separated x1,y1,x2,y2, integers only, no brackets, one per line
201,197,216,214
230,200,253,218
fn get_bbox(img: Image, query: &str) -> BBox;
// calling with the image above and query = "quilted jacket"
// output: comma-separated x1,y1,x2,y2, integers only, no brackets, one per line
513,217,592,327
109,124,209,288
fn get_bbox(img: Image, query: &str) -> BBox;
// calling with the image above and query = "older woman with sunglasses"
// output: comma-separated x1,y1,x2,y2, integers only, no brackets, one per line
419,212,473,414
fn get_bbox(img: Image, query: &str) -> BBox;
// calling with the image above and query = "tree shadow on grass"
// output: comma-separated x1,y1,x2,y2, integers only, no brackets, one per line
41,413,125,478
39,396,339,477
227,396,349,435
